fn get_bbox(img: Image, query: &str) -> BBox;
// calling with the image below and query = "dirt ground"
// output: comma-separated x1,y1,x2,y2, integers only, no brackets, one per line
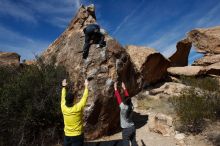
90,108,214,146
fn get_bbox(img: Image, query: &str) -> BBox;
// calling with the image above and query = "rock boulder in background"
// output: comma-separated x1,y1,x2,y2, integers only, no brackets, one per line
167,66,205,76
192,54,220,66
169,39,192,67
126,45,170,85
187,26,220,54
0,52,20,67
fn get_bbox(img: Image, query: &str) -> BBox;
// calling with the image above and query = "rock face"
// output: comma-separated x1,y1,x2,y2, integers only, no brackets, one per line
126,45,170,85
168,64,220,76
169,39,192,67
0,52,20,67
22,60,36,66
192,54,220,66
41,5,141,139
205,62,220,75
149,82,188,97
169,26,220,77
187,26,220,54
148,113,174,137
167,66,205,76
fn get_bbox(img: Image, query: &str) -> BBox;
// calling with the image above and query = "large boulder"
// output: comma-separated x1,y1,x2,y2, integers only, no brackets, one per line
149,82,188,97
205,62,220,75
0,52,20,67
169,39,192,67
148,112,174,137
168,64,220,77
187,26,220,54
192,54,220,66
41,5,141,139
126,45,171,85
167,66,205,76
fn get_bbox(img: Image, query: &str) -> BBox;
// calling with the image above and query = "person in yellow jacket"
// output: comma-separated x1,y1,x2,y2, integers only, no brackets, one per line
61,79,89,146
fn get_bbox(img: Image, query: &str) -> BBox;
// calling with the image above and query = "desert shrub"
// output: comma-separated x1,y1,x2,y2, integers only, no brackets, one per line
0,58,68,146
180,76,219,92
171,77,220,134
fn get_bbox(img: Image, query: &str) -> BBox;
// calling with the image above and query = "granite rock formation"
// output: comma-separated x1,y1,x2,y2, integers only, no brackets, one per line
0,52,20,67
126,45,170,85
169,39,192,67
187,26,220,54
41,5,141,139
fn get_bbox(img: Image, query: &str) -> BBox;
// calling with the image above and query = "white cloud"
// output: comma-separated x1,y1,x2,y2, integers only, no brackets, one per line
148,32,178,49
146,28,184,57
0,25,50,60
0,0,81,28
196,2,220,26
74,0,81,8
0,0,37,24
161,44,177,58
197,3,220,25
112,0,144,35
46,17,72,28
0,25,33,44
111,0,220,64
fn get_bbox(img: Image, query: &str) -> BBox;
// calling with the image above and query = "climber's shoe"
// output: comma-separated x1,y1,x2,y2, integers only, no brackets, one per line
96,44,101,48
83,58,90,67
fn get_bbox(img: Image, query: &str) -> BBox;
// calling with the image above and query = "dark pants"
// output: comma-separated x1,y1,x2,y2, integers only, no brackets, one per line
122,126,138,146
82,32,105,59
64,134,84,146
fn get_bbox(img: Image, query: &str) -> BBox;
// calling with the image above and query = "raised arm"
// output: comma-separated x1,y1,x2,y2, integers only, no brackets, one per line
122,82,129,97
114,82,122,105
74,79,89,111
61,79,67,107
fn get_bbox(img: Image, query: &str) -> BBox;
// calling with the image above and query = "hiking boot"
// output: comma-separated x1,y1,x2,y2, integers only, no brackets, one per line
96,44,105,48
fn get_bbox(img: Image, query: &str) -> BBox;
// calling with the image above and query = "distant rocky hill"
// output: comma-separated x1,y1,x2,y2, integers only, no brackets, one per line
0,52,20,67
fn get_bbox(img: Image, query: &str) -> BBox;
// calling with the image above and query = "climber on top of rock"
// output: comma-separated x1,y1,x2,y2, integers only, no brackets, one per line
82,23,106,60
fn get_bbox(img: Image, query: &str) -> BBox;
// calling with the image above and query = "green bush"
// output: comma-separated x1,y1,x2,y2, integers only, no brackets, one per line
0,58,68,146
180,76,219,92
171,77,220,134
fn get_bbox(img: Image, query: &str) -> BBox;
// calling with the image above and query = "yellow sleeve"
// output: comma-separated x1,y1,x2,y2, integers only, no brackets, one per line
61,87,66,107
74,87,88,111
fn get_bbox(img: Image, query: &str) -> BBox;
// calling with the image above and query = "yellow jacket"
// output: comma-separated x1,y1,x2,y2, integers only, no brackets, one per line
61,87,88,136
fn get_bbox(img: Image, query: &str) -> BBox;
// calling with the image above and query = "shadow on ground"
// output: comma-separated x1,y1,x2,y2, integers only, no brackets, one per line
85,140,122,146
208,133,220,146
133,111,148,129
85,139,147,146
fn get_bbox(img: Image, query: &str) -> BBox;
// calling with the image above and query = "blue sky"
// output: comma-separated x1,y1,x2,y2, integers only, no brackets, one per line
0,0,220,64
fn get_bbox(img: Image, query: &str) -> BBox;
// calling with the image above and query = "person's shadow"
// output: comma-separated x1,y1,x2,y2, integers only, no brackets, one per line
133,111,148,129
141,139,147,146
85,139,147,146
85,140,122,146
